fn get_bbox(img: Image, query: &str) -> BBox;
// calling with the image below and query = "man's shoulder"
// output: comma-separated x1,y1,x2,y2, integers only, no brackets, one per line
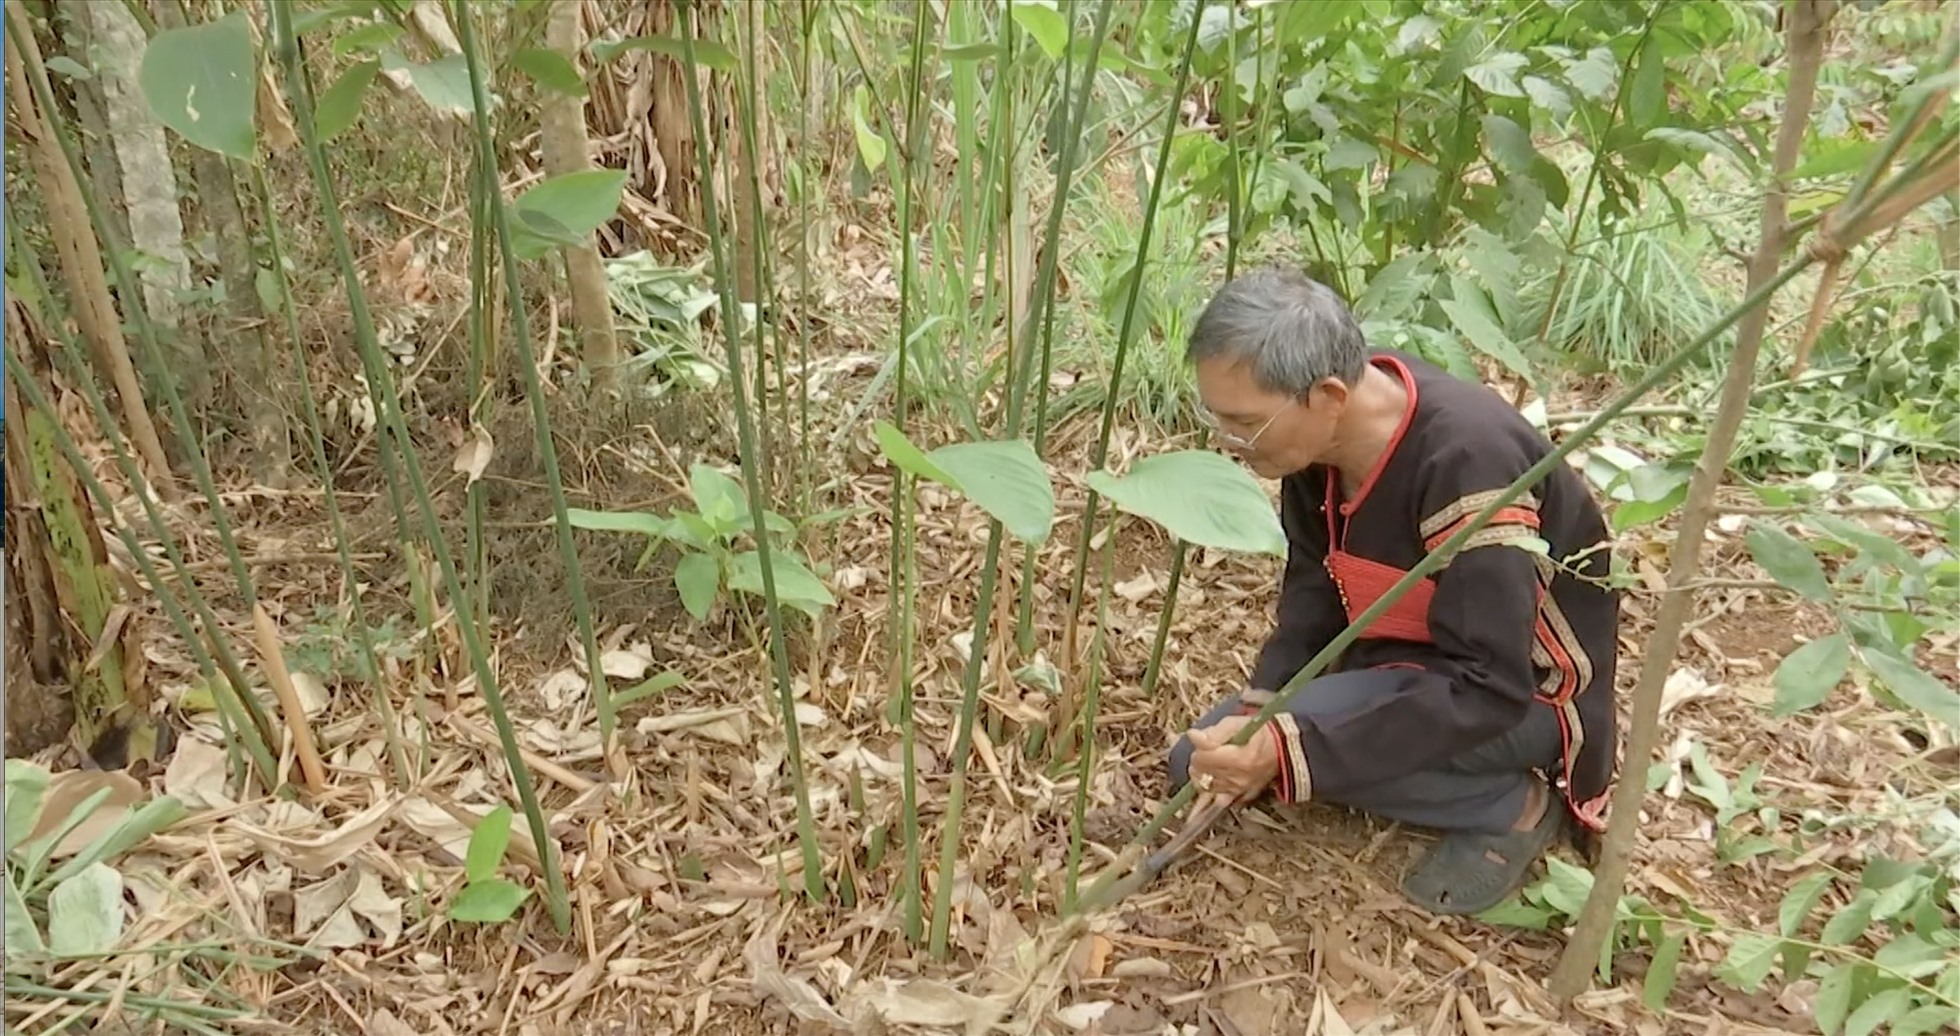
1385,350,1553,463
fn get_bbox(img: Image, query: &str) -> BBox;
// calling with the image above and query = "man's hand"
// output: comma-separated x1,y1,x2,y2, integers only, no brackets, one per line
1185,713,1279,804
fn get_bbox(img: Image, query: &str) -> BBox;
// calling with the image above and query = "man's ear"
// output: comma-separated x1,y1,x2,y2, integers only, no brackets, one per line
1308,377,1350,409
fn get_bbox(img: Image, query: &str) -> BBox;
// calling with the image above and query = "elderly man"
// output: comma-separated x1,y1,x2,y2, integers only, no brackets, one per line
1167,267,1622,916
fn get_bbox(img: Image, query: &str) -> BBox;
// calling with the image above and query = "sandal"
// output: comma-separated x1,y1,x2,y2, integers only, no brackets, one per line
1399,786,1565,916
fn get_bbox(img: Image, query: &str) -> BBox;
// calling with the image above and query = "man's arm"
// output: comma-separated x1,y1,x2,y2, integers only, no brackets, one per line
1248,474,1347,693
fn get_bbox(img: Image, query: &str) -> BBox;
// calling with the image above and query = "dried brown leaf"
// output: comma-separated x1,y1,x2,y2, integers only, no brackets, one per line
235,796,399,875
452,425,494,486
26,770,144,857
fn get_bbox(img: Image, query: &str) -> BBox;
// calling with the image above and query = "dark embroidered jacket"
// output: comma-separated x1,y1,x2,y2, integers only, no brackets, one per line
1249,350,1622,830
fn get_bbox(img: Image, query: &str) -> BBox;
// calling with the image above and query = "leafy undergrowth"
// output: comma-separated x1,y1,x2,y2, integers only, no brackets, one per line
8,402,1954,1036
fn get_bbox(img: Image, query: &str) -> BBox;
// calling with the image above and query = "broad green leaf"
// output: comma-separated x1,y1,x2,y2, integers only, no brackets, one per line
1872,934,1947,979
566,508,672,539
1523,74,1572,119
1744,524,1833,601
589,35,737,71
1814,962,1858,1035
728,551,834,613
1791,139,1880,180
874,423,1055,543
1843,988,1909,1036
46,863,123,956
1871,872,1931,921
1324,136,1378,171
1354,252,1435,323
1862,647,1960,727
1610,463,1689,531
1481,114,1536,174
1645,128,1750,173
514,48,587,97
674,553,720,621
1627,33,1665,126
1276,0,1358,44
1539,856,1594,917
1715,932,1783,993
939,43,999,62
381,52,477,114
1893,1004,1958,1036
1440,274,1533,379
1008,0,1068,59
1563,47,1618,101
1464,53,1528,97
1085,451,1285,557
137,10,257,158
7,760,51,853
5,871,42,956
511,170,629,259
465,805,512,884
1807,514,1919,571
1475,896,1556,929
851,85,887,174
1771,632,1850,716
1643,930,1685,1011
333,22,402,57
1779,870,1835,935
688,464,748,527
1821,888,1877,945
450,878,530,923
314,59,380,141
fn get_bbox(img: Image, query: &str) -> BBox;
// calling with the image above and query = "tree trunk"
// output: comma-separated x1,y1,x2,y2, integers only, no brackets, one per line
3,297,155,763
1548,0,1838,1001
149,0,293,482
4,17,177,500
80,0,193,334
54,1,132,252
545,0,623,395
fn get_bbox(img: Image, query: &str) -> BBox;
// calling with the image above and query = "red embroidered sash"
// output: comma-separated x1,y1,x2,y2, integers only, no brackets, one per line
1325,550,1436,644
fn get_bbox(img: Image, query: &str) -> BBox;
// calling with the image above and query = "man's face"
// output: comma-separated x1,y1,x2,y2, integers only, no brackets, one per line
1193,355,1344,480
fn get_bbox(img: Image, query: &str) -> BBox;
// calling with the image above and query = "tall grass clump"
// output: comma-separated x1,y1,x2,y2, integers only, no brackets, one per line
1519,209,1733,372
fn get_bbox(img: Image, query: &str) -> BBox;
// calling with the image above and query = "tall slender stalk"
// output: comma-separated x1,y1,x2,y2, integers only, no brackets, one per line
1549,0,1846,996
1064,513,1119,909
464,140,495,637
930,0,1117,961
1143,0,1247,699
883,0,936,943
246,161,413,790
446,1,618,764
737,0,781,496
796,0,818,514
674,0,825,901
1054,5,1203,743
269,3,572,933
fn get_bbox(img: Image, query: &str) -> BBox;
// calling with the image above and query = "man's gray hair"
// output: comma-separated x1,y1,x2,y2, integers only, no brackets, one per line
1185,268,1369,395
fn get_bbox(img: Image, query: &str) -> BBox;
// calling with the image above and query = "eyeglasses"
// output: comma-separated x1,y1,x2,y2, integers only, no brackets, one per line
1197,401,1291,451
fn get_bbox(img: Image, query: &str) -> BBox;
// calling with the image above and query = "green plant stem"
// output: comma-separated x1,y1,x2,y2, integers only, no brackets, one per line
1077,241,1826,920
930,0,1117,960
674,0,825,902
1064,510,1120,910
270,2,571,934
245,161,413,790
447,1,617,758
464,145,494,638
1060,3,1202,680
737,0,780,496
797,0,817,515
884,0,935,943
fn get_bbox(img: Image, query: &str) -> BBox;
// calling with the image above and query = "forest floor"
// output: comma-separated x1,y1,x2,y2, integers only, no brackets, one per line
13,357,1956,1035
